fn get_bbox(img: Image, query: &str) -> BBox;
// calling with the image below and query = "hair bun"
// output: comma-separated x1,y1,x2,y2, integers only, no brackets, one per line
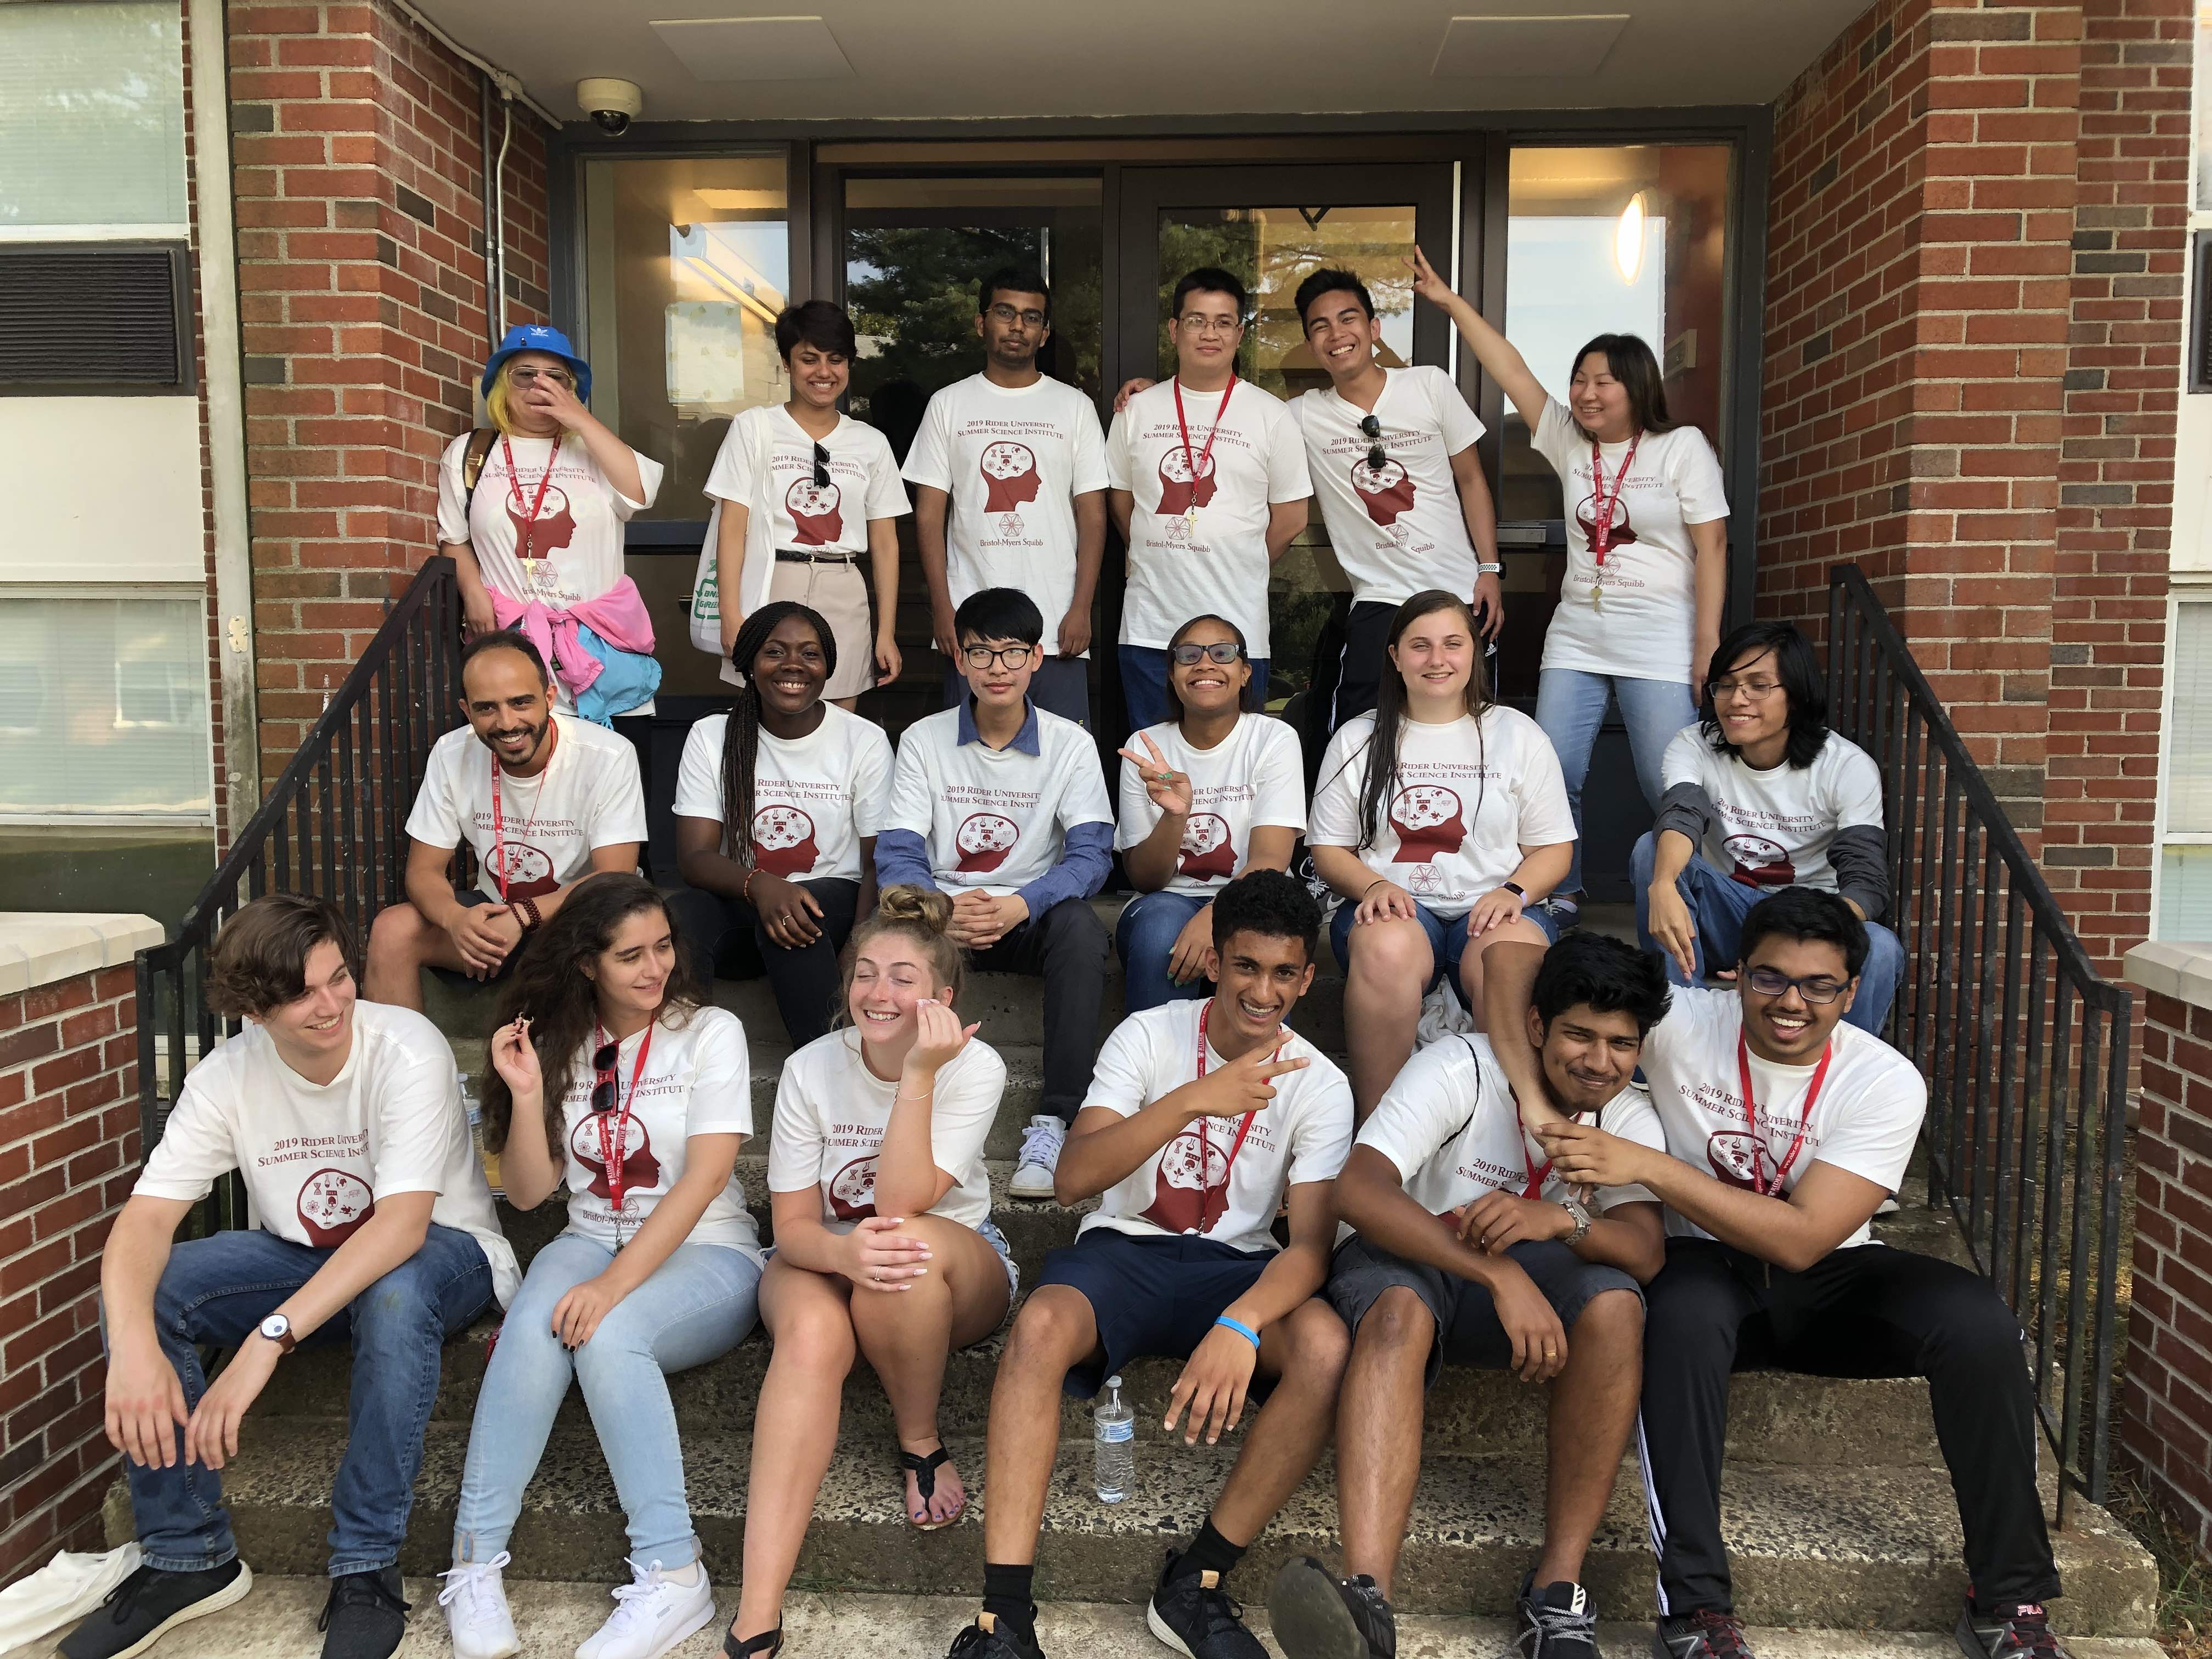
876,884,955,935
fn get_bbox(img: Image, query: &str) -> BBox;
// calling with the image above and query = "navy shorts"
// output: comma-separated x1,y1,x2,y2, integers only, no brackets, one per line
1030,1227,1273,1400
1327,1234,1640,1388
1328,895,1561,1003
428,887,524,991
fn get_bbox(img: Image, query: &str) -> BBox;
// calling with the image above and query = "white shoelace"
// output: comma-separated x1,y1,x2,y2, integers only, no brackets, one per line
1017,1119,1064,1169
436,1551,511,1626
601,1560,680,1638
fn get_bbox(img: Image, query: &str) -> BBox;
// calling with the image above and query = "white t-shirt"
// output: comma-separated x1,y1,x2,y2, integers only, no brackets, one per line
135,1002,521,1307
1115,714,1306,896
1531,400,1729,685
673,704,895,885
1076,1000,1354,1257
437,432,663,609
1295,367,1487,607
901,374,1110,656
1308,706,1577,921
1105,378,1313,657
404,713,648,902
1661,726,1884,895
766,1029,1007,1234
552,1005,760,1259
884,706,1115,899
704,405,909,560
1351,1034,1665,1246
1640,985,1924,1248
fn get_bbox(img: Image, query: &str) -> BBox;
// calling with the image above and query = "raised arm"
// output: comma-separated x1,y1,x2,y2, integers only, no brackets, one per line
1406,247,1549,434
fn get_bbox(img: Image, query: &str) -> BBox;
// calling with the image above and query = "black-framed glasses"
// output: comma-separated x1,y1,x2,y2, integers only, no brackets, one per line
962,642,1036,671
1743,966,1850,1004
811,442,831,489
985,303,1048,329
1170,641,1245,667
509,366,575,388
589,1040,620,1113
1358,413,1389,476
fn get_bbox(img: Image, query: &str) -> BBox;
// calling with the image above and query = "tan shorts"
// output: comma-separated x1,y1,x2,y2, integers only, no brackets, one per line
768,556,875,699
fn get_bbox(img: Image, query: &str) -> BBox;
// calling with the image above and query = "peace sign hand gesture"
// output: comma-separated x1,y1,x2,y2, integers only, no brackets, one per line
1190,1028,1306,1122
1118,731,1193,817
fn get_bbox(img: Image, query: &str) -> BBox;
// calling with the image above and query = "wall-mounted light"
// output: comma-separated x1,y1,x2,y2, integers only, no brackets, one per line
1615,190,1647,284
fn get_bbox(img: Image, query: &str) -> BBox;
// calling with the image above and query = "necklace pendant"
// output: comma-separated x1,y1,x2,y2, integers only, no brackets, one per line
1184,505,1199,529
1590,582,1604,608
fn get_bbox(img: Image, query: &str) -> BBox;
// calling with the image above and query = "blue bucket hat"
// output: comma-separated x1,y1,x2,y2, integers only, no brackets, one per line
481,323,591,404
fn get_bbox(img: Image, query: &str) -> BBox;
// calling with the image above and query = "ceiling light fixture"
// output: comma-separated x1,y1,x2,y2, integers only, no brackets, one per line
1615,190,1647,284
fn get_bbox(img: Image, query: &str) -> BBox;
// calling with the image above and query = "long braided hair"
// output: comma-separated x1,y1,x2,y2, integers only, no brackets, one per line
1338,589,1491,852
718,601,837,864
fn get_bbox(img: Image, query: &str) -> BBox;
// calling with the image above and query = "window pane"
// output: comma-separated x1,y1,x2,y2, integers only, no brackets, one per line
2165,601,2212,834
581,154,790,521
0,3,186,232
0,596,210,818
2162,847,2212,940
1501,144,1733,522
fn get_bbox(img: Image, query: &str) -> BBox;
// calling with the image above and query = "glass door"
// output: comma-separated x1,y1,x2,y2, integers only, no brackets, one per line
1116,164,1460,714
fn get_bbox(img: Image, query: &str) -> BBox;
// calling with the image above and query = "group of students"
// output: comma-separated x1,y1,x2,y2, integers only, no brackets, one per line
60,250,2059,1659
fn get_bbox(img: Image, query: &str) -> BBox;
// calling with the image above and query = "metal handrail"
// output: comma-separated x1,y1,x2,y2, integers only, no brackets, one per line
1827,562,2131,1516
134,558,464,1227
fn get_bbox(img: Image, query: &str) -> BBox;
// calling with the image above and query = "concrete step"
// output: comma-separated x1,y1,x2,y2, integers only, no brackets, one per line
25,1582,2169,1659
106,1423,2156,1636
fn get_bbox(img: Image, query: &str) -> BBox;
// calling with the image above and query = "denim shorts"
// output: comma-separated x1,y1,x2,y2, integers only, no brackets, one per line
1031,1227,1274,1399
1328,893,1561,1001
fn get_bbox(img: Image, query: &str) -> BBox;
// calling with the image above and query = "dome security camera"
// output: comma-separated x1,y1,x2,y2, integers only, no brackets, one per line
577,78,644,136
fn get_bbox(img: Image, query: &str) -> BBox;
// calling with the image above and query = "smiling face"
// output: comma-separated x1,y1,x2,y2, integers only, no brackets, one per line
1711,645,1790,755
1209,928,1316,1051
1570,349,1635,441
848,931,955,1049
1739,932,1855,1063
256,939,357,1071
1169,619,1249,720
1388,606,1477,708
1302,289,1381,385
1530,1001,1646,1116
749,613,828,720
1170,287,1244,379
786,339,849,410
585,907,676,1028
460,645,554,772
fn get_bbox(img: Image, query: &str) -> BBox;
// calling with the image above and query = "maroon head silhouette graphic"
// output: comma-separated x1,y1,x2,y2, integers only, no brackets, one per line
1724,833,1796,889
297,1166,376,1246
1708,1128,1780,1193
828,1152,879,1222
980,441,1041,513
507,483,576,561
1177,812,1237,883
751,804,821,877
1156,449,1219,518
955,812,1019,874
786,476,844,545
1352,458,1417,527
570,1111,662,1204
1387,785,1468,864
486,840,557,901
1574,488,1638,552
1138,1131,1233,1235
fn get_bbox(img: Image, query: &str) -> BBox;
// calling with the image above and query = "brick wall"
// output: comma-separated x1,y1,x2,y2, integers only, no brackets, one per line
227,0,549,781
0,967,144,1585
2124,983,2212,1553
1759,0,2187,971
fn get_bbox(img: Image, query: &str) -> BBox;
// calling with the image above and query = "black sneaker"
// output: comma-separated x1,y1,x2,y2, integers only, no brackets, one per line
59,1559,253,1659
317,1566,410,1659
1147,1550,1266,1659
949,1612,1047,1659
1267,1555,1395,1659
1654,1611,1757,1659
1956,1600,2072,1658
1516,1574,1600,1657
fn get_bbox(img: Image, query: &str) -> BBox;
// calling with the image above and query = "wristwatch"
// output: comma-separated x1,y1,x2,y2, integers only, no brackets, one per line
1501,881,1526,901
1558,1196,1593,1247
1478,561,1505,576
256,1313,297,1355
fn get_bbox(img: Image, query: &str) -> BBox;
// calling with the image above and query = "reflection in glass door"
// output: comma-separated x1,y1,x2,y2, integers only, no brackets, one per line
1119,166,1458,715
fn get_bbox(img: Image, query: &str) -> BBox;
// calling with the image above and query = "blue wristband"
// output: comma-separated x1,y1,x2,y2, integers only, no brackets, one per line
1214,1315,1260,1349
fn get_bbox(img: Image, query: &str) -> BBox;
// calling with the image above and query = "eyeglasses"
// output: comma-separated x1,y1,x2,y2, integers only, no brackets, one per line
962,643,1036,670
811,442,830,489
1742,966,1850,1004
508,366,575,389
1709,677,1784,702
1177,314,1243,336
1359,413,1389,476
1170,641,1244,667
985,303,1048,329
589,1040,622,1113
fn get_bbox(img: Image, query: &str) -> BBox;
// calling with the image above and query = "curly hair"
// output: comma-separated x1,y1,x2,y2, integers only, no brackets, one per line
205,894,359,1019
1209,868,1322,961
481,873,705,1160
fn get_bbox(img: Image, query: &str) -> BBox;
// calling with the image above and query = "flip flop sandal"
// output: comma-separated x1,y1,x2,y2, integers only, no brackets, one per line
724,1625,782,1658
899,1443,962,1531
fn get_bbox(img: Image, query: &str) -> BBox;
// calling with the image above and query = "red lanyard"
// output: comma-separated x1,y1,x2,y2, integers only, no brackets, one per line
1180,999,1268,1228
1521,1133,1552,1201
1587,433,1641,564
1734,1031,1832,1196
1172,375,1236,507
500,436,556,567
487,722,558,903
594,1019,655,1217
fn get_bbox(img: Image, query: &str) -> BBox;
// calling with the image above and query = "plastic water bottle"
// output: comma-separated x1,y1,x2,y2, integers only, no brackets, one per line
458,1068,482,1149
1093,1374,1135,1503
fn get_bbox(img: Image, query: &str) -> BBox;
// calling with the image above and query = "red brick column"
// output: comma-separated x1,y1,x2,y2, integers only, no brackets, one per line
0,926,160,1585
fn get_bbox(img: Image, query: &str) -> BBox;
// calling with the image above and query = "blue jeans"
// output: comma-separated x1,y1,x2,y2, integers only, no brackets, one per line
121,1222,494,1575
453,1232,762,1568
1329,895,1560,1006
1115,889,1214,1012
1630,831,1905,1036
1533,667,1697,898
1120,646,1269,733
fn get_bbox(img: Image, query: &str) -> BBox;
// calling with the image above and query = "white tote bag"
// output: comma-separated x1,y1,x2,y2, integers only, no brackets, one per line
689,407,778,657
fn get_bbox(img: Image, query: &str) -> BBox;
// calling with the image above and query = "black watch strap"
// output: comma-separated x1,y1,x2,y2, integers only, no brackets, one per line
1502,881,1526,899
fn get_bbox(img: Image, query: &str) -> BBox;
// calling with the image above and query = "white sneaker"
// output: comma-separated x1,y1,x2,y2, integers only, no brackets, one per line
574,1558,716,1659
438,1552,521,1659
1008,1114,1065,1199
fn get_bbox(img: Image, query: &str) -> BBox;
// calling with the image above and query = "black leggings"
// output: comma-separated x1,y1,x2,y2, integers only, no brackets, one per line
663,877,860,1046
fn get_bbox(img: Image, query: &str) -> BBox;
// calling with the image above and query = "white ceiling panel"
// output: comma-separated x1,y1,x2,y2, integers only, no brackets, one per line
648,15,855,82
